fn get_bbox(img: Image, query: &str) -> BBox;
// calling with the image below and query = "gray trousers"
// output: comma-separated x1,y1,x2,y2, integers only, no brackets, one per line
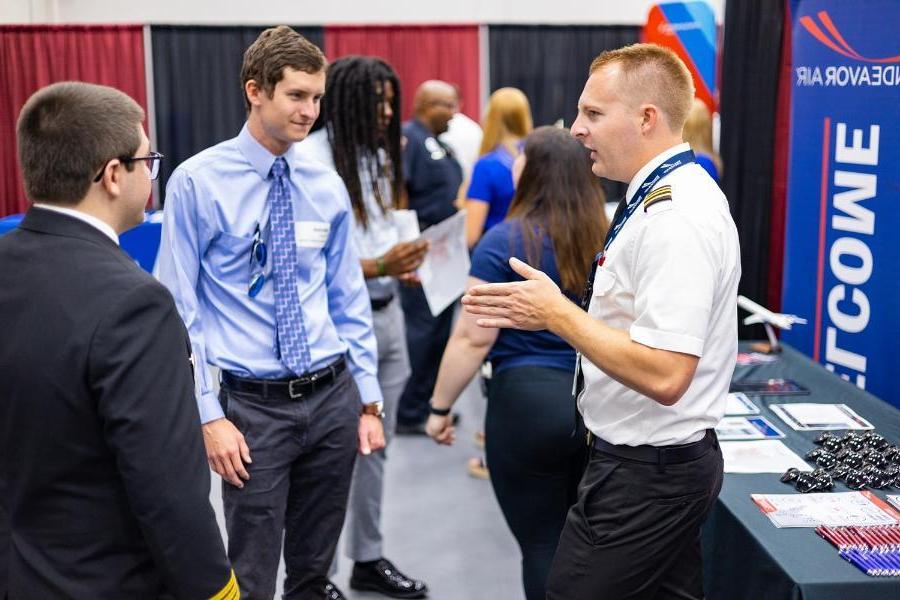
221,367,360,600
334,297,410,566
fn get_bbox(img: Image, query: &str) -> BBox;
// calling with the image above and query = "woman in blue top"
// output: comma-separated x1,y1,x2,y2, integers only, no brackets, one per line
464,87,533,249
427,127,608,600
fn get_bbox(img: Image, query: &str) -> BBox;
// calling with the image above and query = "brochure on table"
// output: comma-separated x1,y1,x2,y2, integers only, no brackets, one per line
752,491,900,528
725,392,761,416
771,403,874,431
716,416,785,441
720,440,808,474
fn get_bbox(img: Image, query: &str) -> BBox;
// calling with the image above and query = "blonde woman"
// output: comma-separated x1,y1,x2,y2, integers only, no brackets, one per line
683,98,723,184
465,87,533,249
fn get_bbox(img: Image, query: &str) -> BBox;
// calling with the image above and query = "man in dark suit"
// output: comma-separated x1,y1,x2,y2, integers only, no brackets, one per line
0,82,235,599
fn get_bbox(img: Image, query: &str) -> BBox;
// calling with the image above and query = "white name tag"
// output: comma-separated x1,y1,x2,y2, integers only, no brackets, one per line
294,221,331,248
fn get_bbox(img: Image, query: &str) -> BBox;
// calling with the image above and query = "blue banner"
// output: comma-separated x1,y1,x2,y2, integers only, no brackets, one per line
782,0,900,408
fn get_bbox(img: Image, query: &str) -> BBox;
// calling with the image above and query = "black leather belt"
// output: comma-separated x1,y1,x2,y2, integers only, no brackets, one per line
370,295,394,311
591,429,717,467
222,357,346,399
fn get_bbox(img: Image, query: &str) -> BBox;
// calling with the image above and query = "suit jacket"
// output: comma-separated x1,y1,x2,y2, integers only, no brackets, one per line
0,208,234,599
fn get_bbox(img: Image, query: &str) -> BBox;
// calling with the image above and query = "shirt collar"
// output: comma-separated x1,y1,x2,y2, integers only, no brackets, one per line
32,203,119,245
236,123,298,180
625,142,692,202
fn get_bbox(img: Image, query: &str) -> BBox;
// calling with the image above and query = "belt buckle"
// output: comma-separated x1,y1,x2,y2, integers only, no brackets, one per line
288,379,304,399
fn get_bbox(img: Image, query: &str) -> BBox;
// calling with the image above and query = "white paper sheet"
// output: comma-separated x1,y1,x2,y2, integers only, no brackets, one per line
716,416,785,440
417,211,469,316
752,492,900,528
392,209,420,242
770,403,874,431
725,392,761,415
720,440,808,473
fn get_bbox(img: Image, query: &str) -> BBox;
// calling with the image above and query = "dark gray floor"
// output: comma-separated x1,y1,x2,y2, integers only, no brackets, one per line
209,374,527,600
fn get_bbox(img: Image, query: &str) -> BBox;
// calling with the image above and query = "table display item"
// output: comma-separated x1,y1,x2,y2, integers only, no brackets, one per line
782,431,900,493
720,440,809,474
752,491,900,528
771,403,874,431
725,392,761,415
730,378,810,396
736,352,779,366
716,416,785,440
816,525,900,577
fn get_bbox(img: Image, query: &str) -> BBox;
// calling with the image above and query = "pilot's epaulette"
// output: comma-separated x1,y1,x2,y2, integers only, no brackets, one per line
643,185,672,212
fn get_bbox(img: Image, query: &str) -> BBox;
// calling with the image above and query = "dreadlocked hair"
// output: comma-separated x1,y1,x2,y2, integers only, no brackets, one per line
319,56,403,229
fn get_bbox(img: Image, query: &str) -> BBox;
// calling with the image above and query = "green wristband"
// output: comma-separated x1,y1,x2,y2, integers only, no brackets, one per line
376,256,386,277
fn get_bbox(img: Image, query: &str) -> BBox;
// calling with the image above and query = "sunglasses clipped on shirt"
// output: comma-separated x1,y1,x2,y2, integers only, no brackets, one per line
93,151,164,183
248,223,268,298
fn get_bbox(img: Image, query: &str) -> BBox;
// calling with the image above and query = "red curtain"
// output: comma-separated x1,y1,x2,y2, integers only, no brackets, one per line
324,25,481,122
0,25,147,217
767,3,793,312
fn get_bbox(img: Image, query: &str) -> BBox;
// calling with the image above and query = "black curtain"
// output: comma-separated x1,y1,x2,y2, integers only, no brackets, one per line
488,25,640,128
719,1,786,337
151,25,324,197
488,25,640,202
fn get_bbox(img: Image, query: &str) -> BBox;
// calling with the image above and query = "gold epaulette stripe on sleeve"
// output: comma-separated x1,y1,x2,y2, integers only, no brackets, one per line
643,185,673,212
210,570,239,600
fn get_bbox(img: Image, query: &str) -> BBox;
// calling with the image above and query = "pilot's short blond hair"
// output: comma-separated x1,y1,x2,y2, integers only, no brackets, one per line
590,43,695,133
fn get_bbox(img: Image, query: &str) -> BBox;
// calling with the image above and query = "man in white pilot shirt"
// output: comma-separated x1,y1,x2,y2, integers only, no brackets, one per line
461,43,741,600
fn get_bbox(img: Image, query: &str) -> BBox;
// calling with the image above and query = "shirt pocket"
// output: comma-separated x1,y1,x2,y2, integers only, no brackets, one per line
206,231,254,285
587,267,617,318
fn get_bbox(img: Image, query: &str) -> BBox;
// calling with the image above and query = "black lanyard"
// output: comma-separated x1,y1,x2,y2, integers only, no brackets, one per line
578,149,695,310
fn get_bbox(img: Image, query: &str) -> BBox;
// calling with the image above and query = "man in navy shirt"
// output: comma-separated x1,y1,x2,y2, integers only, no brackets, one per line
396,81,463,433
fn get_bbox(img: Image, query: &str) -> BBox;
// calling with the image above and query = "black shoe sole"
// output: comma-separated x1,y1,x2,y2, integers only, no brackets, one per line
349,579,428,599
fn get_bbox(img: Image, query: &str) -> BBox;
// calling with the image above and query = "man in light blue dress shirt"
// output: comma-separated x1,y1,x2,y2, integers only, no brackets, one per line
157,27,385,600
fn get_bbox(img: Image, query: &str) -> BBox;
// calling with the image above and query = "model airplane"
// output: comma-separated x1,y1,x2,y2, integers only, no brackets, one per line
737,295,807,352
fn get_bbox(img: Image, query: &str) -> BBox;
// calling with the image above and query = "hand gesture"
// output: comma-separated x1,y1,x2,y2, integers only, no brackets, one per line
462,257,562,330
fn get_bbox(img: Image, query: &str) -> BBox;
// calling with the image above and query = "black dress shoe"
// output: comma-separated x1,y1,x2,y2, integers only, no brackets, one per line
349,558,428,599
324,580,347,600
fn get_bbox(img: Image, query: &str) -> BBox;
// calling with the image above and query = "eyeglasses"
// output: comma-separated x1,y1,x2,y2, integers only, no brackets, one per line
248,223,267,298
92,151,164,183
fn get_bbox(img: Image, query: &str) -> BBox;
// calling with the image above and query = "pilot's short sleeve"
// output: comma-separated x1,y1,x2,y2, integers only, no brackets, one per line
628,207,716,357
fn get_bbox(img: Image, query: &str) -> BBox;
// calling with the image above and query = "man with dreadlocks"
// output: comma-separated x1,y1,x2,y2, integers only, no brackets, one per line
301,56,430,599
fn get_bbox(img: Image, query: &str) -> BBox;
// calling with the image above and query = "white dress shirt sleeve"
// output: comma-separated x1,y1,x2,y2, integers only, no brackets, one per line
628,205,717,357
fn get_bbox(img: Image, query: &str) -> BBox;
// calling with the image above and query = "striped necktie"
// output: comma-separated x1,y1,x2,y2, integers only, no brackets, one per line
268,157,311,376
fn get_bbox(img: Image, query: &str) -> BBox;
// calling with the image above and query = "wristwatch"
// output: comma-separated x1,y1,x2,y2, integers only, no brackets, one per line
361,401,385,419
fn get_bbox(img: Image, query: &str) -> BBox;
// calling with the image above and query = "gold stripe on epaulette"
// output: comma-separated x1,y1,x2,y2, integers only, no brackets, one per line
643,185,672,212
210,570,239,600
